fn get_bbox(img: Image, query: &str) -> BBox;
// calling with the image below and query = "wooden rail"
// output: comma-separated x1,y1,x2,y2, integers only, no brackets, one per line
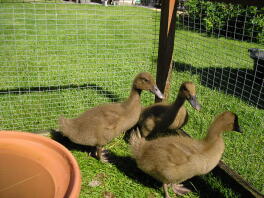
177,129,263,198
215,161,264,198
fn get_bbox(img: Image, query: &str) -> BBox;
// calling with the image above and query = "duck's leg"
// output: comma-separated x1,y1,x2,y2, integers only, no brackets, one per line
163,183,171,198
86,147,97,158
96,146,108,163
171,183,191,195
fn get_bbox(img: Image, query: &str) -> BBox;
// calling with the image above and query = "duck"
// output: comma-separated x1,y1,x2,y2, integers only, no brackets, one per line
59,72,164,162
130,111,241,198
138,82,201,138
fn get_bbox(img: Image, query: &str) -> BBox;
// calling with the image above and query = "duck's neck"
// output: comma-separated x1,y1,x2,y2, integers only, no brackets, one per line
204,123,223,143
201,123,225,174
123,87,141,108
170,94,186,112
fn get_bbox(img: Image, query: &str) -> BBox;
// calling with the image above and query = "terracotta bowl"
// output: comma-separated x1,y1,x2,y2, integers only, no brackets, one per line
0,131,81,198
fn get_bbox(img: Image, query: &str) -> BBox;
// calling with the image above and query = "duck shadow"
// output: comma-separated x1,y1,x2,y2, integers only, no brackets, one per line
145,128,184,140
123,128,251,197
107,151,162,189
123,126,187,143
0,83,121,103
49,129,97,157
106,150,230,198
173,61,264,109
50,129,243,197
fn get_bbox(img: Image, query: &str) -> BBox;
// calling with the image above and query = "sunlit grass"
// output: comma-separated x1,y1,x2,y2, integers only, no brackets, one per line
0,2,263,197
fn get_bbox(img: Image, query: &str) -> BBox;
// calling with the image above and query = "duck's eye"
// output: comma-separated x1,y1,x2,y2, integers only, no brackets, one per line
182,87,187,91
142,78,149,82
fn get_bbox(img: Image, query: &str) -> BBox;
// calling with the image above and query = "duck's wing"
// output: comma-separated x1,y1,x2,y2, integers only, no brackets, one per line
139,104,169,132
102,108,122,130
164,137,200,166
75,103,122,130
141,103,168,119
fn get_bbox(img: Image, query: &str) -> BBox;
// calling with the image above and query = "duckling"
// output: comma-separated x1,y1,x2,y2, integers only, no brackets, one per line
130,111,241,198
59,72,164,162
138,82,201,138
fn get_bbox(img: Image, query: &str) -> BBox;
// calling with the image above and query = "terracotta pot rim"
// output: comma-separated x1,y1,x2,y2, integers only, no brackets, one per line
0,130,81,198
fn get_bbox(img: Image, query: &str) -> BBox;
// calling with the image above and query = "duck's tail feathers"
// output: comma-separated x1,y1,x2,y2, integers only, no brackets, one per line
129,127,146,159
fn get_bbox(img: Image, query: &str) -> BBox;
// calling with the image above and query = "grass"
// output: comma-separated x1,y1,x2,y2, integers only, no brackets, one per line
0,2,263,197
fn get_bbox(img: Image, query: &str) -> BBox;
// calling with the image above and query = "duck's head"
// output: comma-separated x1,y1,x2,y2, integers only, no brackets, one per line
179,82,201,110
133,72,164,99
215,111,242,133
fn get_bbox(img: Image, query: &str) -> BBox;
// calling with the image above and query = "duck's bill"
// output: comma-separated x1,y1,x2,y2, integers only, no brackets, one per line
150,85,164,99
188,95,201,111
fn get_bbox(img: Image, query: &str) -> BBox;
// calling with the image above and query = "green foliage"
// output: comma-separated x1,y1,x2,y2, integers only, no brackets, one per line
251,7,264,43
183,0,264,44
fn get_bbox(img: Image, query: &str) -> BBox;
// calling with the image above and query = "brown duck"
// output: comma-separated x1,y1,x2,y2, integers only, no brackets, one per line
59,72,164,162
130,111,241,198
138,82,201,138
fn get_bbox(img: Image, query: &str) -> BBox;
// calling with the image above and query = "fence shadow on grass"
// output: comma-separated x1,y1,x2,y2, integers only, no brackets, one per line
173,61,264,109
0,83,121,102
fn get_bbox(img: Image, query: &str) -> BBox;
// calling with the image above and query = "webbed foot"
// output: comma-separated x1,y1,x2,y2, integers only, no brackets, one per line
171,183,191,195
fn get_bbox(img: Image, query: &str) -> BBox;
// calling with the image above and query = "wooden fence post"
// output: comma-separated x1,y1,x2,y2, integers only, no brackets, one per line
156,0,178,102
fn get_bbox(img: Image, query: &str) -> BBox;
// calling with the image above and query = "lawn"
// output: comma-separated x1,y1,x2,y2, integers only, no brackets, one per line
0,2,263,197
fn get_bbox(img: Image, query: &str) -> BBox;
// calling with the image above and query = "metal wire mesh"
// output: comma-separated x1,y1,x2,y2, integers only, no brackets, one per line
1,0,264,195
173,0,263,194
0,0,160,131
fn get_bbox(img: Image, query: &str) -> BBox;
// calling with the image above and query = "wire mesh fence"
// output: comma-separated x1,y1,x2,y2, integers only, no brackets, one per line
0,0,160,131
0,0,264,196
172,0,264,194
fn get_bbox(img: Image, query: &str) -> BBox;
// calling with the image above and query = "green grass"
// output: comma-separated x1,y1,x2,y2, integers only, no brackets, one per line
0,2,263,197
170,28,264,195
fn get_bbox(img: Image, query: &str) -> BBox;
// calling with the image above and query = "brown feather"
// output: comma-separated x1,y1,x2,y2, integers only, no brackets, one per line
131,111,242,195
58,72,163,161
138,82,201,138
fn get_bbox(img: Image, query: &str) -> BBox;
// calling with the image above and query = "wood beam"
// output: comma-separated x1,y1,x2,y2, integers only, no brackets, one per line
156,0,178,102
